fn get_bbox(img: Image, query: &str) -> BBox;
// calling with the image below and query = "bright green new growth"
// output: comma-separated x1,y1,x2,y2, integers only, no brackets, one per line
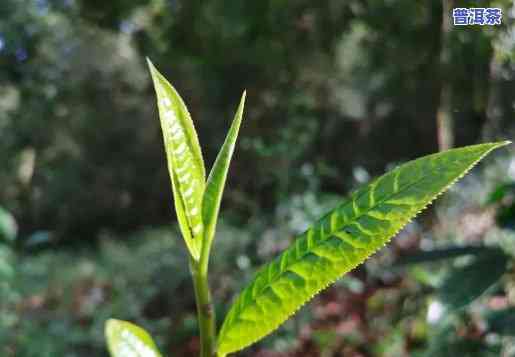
147,59,206,261
105,60,510,357
216,141,510,355
105,319,162,357
202,91,246,259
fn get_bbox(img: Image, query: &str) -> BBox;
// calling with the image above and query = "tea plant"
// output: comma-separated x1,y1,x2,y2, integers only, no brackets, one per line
104,59,511,357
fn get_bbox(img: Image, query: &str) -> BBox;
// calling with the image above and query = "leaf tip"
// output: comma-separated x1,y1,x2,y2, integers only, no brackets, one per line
145,57,155,70
486,140,512,154
146,57,160,87
239,90,247,109
146,57,162,83
105,318,116,328
105,318,119,334
486,140,511,150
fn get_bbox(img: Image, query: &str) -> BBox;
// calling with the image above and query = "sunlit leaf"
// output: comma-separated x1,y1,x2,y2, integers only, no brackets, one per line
147,59,206,260
105,319,163,357
217,141,510,355
202,91,246,249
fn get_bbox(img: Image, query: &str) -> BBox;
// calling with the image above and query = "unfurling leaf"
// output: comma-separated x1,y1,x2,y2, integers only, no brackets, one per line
217,141,510,355
147,59,206,261
202,91,246,249
105,319,163,357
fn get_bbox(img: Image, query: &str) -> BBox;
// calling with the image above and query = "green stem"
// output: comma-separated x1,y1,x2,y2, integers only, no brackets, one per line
190,256,216,357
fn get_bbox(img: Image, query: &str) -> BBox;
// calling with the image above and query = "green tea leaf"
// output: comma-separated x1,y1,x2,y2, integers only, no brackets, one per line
438,248,509,310
217,141,510,355
105,319,163,357
147,59,206,260
202,91,246,249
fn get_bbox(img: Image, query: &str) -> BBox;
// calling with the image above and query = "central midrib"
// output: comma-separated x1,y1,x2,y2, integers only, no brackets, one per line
229,158,458,323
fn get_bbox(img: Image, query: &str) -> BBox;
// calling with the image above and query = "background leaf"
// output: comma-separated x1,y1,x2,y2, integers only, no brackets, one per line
422,322,501,357
0,206,18,242
423,339,500,357
202,91,246,248
485,307,515,336
486,182,515,204
105,319,163,357
147,59,206,260
394,245,495,266
486,181,515,230
437,249,509,310
217,141,510,355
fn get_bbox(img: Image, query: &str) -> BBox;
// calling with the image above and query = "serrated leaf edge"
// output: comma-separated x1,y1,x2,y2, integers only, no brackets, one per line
217,141,510,355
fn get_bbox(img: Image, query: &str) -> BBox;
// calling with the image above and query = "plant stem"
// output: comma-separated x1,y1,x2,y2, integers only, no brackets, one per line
190,257,216,357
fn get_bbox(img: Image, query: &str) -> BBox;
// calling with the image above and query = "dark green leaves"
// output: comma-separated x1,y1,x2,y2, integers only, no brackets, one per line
147,59,206,260
217,141,510,355
486,308,515,336
424,339,501,357
486,181,515,230
438,248,509,310
396,245,510,310
105,319,163,357
395,245,491,266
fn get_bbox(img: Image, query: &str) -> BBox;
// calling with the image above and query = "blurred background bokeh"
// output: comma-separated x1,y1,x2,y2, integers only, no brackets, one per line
1,0,515,356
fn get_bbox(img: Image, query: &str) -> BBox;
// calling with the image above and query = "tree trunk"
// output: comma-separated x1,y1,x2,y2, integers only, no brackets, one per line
436,0,454,151
482,54,503,141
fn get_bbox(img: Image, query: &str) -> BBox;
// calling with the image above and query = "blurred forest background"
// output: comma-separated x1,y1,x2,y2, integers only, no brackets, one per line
1,0,515,356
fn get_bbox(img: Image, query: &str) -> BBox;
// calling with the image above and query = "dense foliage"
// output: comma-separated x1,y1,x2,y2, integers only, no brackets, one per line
1,0,515,356
1,0,514,241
